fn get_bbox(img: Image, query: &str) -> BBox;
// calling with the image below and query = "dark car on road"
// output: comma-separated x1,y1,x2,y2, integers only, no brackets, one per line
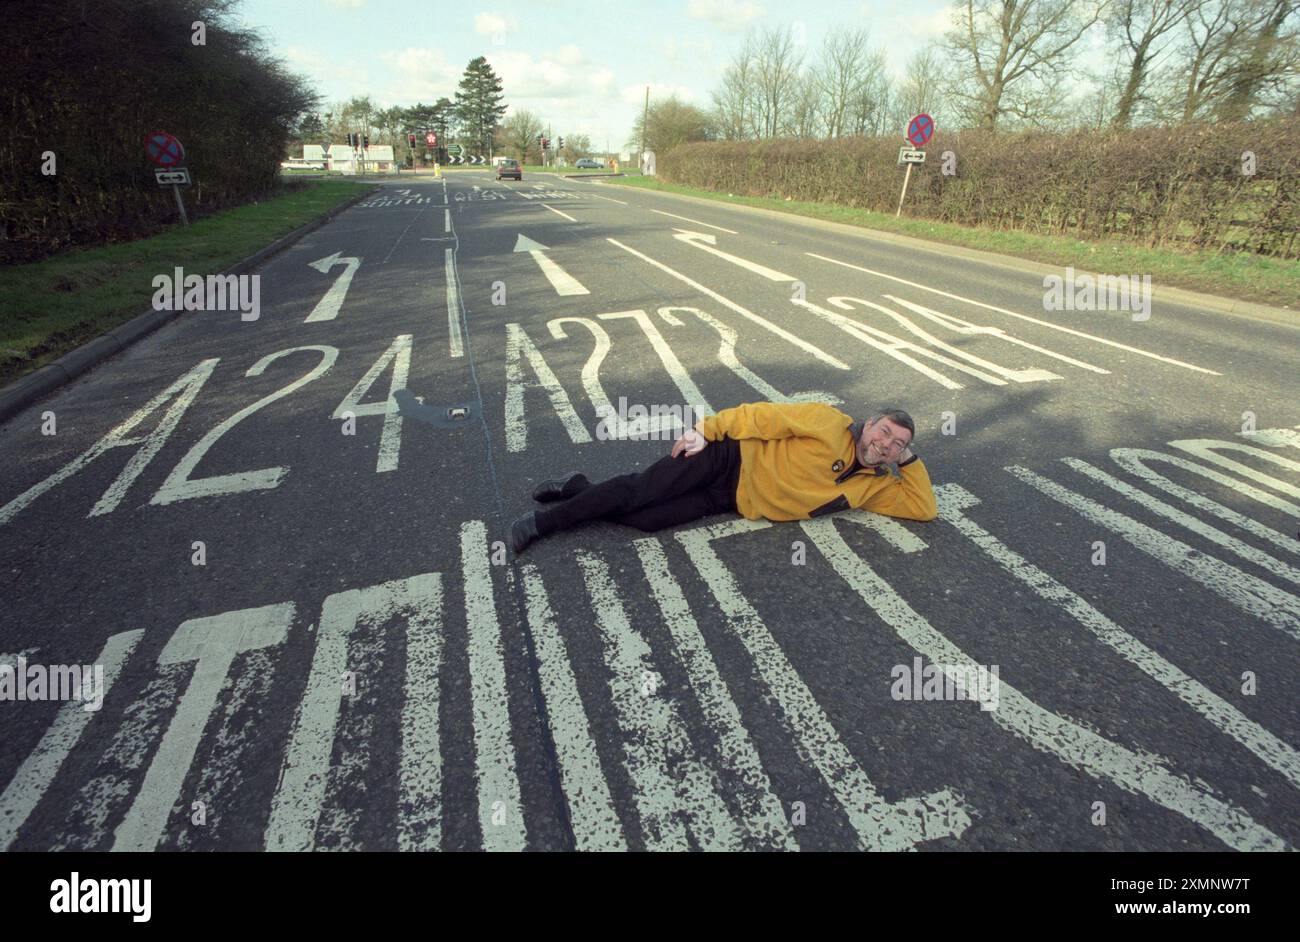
497,158,522,181
574,158,604,169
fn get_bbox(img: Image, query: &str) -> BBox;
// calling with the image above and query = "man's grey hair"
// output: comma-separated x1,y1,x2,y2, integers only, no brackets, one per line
868,409,916,442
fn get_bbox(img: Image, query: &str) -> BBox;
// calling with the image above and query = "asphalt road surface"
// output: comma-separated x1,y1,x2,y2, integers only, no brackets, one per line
1,171,1297,851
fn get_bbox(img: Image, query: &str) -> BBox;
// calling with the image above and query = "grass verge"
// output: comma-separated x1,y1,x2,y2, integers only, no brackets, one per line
1,180,373,388
604,176,1298,310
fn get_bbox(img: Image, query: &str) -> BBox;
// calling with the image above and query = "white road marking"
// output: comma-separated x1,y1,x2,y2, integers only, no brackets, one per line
634,539,797,850
1008,466,1300,638
1167,439,1300,499
504,322,592,452
461,521,526,850
576,552,742,851
806,252,1220,375
151,347,337,506
1245,426,1300,449
678,519,972,850
445,247,465,358
1062,457,1300,585
1109,449,1300,546
935,483,1300,790
113,603,295,851
516,564,627,851
802,510,1286,852
444,208,451,232
0,358,217,527
598,309,714,426
513,234,589,296
608,238,850,371
590,193,628,205
331,335,411,474
542,203,577,222
671,229,796,281
881,295,1109,374
395,574,446,852
305,252,362,322
0,630,144,851
650,209,737,234
657,306,842,406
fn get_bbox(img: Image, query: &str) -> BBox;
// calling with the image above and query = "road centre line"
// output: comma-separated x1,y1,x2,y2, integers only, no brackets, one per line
606,238,850,371
806,252,1220,375
444,247,465,358
589,193,628,205
650,209,737,234
542,203,577,222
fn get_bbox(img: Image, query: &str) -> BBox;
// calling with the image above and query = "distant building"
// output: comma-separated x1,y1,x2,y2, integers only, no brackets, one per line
296,143,396,173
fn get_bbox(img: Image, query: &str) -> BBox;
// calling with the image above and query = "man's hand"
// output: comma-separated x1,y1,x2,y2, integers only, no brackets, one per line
671,428,708,459
896,446,914,465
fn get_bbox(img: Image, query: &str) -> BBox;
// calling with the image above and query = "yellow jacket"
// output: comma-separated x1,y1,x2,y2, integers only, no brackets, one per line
697,402,937,523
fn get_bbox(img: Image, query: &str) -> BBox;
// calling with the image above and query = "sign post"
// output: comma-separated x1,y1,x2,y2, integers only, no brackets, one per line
896,113,934,218
145,131,190,226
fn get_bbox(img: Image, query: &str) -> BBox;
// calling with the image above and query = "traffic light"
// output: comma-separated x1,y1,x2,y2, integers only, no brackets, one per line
408,133,416,147
346,133,355,147
429,133,437,146
542,138,550,150
363,135,369,149
537,133,543,144
558,137,565,150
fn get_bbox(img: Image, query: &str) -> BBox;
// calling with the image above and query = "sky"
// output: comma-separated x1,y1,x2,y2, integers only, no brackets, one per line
234,0,974,153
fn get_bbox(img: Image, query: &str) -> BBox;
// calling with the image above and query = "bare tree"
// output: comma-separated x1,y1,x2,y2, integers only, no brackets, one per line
890,45,947,134
711,35,760,139
753,25,805,136
1150,0,1265,120
943,0,1109,130
816,29,874,137
845,48,894,135
785,71,825,137
628,96,716,154
1216,0,1300,118
1107,0,1198,127
500,108,545,162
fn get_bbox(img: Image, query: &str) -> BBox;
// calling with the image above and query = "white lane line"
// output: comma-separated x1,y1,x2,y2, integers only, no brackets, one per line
803,510,1286,852
1110,448,1300,545
1008,466,1300,637
598,310,713,422
590,193,628,205
444,208,451,232
461,520,526,850
576,552,742,851
395,574,446,851
444,247,465,358
516,564,627,851
504,322,592,453
608,239,850,371
542,203,577,222
513,234,589,296
650,209,737,234
634,539,797,850
113,603,294,852
672,229,796,282
806,252,1220,375
678,519,972,850
1063,457,1300,585
1167,439,1300,499
0,630,144,851
935,483,1300,790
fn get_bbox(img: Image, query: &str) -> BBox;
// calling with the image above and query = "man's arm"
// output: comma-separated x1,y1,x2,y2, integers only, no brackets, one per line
860,453,937,521
697,402,844,443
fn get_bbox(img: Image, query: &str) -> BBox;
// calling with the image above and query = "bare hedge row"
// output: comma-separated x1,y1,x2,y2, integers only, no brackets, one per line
658,118,1300,258
1,0,315,265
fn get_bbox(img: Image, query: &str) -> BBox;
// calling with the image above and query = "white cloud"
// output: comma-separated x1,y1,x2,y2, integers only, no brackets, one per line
659,36,714,64
687,0,766,31
488,47,616,101
475,12,519,38
325,0,367,9
376,47,462,101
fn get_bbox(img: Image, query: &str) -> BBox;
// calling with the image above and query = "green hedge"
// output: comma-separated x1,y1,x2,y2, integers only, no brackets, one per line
659,118,1300,258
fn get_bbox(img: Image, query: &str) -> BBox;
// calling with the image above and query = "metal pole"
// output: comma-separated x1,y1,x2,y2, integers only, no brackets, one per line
895,162,914,218
172,184,189,226
641,85,649,170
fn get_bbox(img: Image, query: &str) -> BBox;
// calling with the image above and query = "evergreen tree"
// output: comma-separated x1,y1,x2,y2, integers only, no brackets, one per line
453,57,507,155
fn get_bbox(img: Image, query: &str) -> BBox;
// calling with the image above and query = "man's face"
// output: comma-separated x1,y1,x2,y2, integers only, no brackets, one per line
858,417,912,466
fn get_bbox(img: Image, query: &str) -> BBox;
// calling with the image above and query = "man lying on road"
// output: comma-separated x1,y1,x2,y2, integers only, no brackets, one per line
511,401,937,555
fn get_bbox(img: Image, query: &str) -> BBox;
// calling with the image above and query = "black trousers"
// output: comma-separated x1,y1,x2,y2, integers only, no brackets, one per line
535,437,742,535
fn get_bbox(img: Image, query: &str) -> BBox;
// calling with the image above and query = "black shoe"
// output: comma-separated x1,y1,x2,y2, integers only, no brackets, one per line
511,512,540,555
532,472,589,503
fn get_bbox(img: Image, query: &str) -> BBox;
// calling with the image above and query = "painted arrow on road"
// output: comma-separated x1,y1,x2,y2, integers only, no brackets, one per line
671,229,796,282
305,251,362,322
513,234,589,296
